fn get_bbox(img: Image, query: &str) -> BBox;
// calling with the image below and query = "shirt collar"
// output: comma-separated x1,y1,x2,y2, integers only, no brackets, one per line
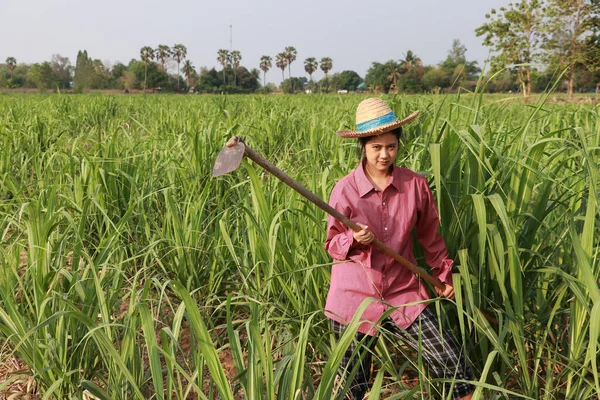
355,159,403,197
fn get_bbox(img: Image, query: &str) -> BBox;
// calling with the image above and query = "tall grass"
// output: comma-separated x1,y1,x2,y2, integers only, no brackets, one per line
0,92,598,399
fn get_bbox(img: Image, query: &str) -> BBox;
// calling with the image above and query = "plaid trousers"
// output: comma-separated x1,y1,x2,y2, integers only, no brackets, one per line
332,306,474,399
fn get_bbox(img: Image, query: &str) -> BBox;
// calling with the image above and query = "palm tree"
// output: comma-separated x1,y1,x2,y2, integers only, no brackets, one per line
172,44,187,92
217,49,230,84
319,57,333,92
249,68,261,84
284,46,297,91
259,55,272,87
182,60,195,89
140,46,155,93
399,50,421,72
386,61,402,93
304,57,318,82
156,45,171,72
6,57,17,79
319,57,333,78
230,50,242,87
275,53,288,83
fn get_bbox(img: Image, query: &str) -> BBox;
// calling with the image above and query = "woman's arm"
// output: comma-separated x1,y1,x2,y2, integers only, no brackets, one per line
324,183,373,260
324,184,356,260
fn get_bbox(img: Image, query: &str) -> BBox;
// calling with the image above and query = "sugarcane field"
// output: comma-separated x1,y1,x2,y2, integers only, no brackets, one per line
0,91,598,399
3,0,600,396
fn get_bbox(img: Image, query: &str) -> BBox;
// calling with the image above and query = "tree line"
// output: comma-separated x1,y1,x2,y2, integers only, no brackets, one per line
0,41,479,94
0,44,334,94
1,0,599,96
476,0,600,98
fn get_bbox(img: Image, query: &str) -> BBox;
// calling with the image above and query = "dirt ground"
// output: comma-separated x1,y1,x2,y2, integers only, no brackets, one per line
0,351,38,400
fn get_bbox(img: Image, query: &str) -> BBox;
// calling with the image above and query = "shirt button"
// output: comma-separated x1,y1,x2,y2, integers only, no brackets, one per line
384,227,388,231
383,202,386,206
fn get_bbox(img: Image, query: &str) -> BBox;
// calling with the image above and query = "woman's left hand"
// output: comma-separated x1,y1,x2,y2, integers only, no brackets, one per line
436,283,455,300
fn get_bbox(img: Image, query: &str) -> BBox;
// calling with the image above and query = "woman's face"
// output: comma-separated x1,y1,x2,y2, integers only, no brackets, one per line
363,132,399,174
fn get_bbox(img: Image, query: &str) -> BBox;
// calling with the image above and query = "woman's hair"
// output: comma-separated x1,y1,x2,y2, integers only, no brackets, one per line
357,127,402,152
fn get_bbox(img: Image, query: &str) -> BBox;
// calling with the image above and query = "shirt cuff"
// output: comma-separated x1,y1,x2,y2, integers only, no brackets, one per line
338,228,356,259
435,260,454,286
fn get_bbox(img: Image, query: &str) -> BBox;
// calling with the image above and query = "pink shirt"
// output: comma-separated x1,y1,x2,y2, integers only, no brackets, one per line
324,161,453,335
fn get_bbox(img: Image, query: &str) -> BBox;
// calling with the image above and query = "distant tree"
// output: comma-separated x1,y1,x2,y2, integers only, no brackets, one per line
129,59,168,91
543,0,600,98
530,67,555,92
486,70,519,92
448,39,467,63
74,50,95,92
182,60,195,89
398,65,425,93
439,39,480,83
284,46,297,91
320,57,333,79
172,44,187,92
0,65,9,88
28,62,55,91
451,64,469,88
386,61,402,93
476,0,544,98
196,65,260,93
51,54,72,89
259,55,272,87
140,46,155,93
9,63,30,88
239,67,260,92
572,64,600,92
110,62,127,89
197,67,222,92
156,45,171,72
27,64,43,91
304,57,318,82
330,70,363,91
88,59,111,89
319,57,333,92
281,77,307,94
120,71,137,92
6,57,17,79
230,50,242,87
217,49,230,84
399,50,421,72
261,82,277,93
422,67,449,93
276,52,288,83
365,61,393,93
584,33,600,92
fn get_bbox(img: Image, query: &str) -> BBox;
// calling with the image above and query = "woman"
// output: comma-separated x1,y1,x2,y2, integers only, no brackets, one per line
325,98,474,399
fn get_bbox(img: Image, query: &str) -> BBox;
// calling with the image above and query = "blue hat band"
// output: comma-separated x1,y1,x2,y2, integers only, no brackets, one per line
356,111,397,133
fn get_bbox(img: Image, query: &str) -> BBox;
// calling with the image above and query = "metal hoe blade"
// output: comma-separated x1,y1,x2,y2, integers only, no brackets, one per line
212,141,246,177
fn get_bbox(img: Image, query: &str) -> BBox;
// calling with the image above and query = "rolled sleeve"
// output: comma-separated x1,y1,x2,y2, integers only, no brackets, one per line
324,183,355,260
325,221,355,260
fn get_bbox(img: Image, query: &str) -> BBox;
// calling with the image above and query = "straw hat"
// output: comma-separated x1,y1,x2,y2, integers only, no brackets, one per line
336,98,419,138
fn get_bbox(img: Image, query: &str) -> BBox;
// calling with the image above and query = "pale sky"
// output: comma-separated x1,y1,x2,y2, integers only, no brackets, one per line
3,0,511,84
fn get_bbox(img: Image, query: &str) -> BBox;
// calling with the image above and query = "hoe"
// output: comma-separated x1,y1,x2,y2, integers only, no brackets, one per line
213,136,496,324
213,136,449,291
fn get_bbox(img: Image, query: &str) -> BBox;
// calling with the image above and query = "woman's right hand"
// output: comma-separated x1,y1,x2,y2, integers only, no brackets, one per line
353,223,374,245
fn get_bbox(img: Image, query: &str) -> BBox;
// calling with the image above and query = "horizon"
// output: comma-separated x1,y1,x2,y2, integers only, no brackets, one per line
3,0,512,85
